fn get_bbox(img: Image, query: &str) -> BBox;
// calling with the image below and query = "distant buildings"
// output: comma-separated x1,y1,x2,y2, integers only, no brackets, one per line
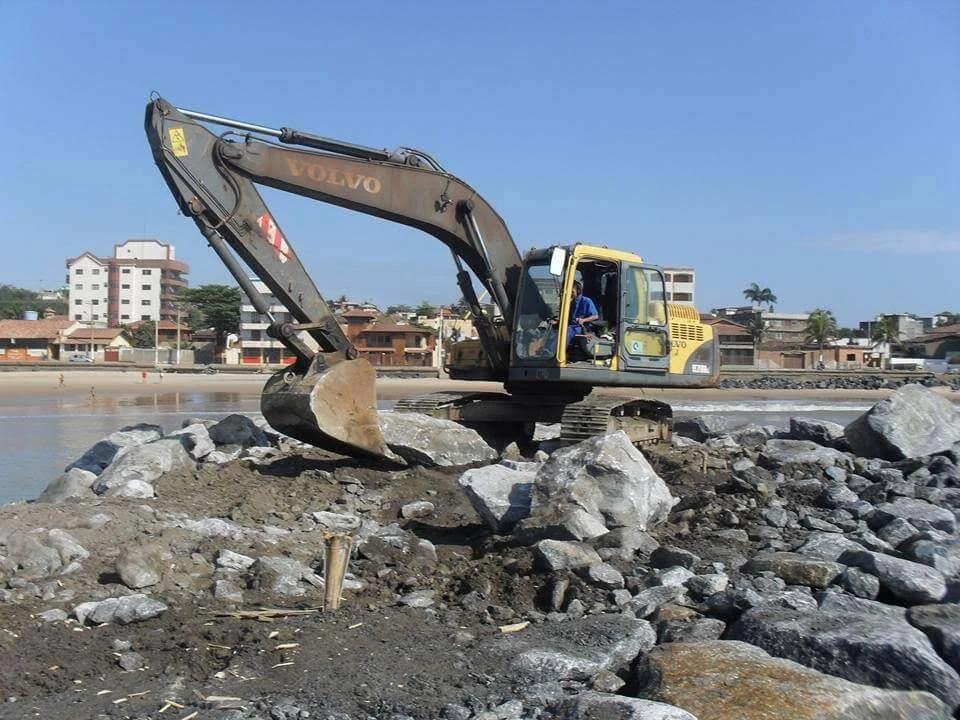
662,267,695,305
238,280,316,365
710,306,811,344
66,240,189,327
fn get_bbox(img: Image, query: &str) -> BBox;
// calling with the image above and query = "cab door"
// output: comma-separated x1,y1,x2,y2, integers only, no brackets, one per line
619,264,670,372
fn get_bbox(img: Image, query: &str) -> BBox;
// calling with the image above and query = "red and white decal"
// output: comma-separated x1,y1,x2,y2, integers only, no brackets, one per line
257,214,290,264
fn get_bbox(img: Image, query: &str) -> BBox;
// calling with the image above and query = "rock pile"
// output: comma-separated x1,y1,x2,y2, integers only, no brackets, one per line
3,387,959,719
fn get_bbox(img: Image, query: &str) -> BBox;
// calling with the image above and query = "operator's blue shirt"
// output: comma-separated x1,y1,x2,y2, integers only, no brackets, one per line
570,295,598,329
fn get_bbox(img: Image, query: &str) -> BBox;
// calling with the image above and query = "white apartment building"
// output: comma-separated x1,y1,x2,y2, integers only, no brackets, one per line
66,240,188,327
662,267,695,305
239,280,317,364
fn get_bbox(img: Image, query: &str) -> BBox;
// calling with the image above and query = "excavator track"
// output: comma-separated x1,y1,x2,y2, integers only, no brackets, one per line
392,392,480,415
560,395,673,446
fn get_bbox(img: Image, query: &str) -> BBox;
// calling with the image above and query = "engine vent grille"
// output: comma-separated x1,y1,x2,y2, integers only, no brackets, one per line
670,322,705,342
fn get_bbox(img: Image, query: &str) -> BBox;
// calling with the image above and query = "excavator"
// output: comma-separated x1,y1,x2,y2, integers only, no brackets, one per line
144,95,719,462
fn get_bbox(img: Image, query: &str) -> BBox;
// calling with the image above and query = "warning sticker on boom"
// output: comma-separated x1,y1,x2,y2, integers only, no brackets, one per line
168,128,188,157
257,214,290,264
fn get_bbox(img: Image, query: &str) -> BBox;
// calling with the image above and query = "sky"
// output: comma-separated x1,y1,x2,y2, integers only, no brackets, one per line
1,1,957,326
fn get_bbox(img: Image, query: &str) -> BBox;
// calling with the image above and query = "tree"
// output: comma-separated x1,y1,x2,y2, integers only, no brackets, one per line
386,304,414,315
415,300,437,317
0,285,67,319
743,283,777,311
936,311,959,327
180,285,242,346
805,308,838,362
128,321,155,348
746,314,767,345
872,316,900,348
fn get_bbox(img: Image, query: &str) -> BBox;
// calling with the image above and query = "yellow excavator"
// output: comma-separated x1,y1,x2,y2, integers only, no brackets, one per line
145,96,718,461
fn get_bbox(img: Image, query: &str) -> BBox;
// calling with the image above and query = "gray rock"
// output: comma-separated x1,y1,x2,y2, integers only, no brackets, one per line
729,423,772,447
794,533,867,562
901,538,960,578
759,439,846,469
744,552,843,589
845,384,960,460
519,432,676,541
877,518,920,549
908,604,960,673
46,529,88,566
400,501,435,519
657,618,727,643
117,651,146,671
65,424,165,476
92,439,193,496
37,468,97,503
562,692,696,720
36,608,68,623
837,567,881,599
818,484,859,509
74,594,168,625
684,573,729,598
208,414,268,448
399,589,436,608
532,540,601,571
728,605,960,709
5,534,62,578
638,640,951,720
840,549,946,604
655,566,696,588
632,585,686,618
458,464,536,533
205,446,243,464
254,557,310,596
790,417,847,448
870,498,957,534
116,545,164,589
584,563,624,589
379,411,498,466
650,545,700,570
674,415,731,442
215,549,256,571
597,527,659,555
213,579,243,603
167,422,215,459
65,440,122,475
816,590,907,619
511,615,656,683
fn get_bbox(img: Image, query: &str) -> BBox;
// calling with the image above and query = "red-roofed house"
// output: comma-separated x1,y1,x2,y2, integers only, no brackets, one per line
0,317,81,361
354,322,435,367
60,326,133,361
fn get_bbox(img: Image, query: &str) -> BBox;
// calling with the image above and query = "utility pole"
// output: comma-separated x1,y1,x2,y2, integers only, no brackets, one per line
154,316,159,367
176,304,182,366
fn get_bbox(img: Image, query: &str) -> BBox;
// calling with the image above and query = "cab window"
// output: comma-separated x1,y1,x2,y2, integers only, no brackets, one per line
623,267,668,357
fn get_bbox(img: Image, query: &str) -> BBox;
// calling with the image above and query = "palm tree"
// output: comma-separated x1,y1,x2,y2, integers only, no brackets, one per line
760,288,778,311
743,283,778,311
872,316,900,348
746,315,766,369
805,308,838,365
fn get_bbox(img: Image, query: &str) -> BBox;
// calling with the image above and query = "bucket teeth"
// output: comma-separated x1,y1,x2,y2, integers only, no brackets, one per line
260,357,389,460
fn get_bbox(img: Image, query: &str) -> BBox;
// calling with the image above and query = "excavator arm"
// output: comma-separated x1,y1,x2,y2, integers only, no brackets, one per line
144,96,523,460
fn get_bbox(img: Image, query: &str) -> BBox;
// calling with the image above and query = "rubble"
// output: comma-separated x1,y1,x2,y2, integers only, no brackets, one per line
379,411,498,466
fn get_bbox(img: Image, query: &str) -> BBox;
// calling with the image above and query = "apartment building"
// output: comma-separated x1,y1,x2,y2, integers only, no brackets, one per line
711,306,810,344
239,280,319,364
662,267,695,305
66,240,188,327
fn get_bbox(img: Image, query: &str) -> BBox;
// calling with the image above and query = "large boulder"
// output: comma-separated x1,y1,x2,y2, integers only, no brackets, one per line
66,423,165,475
839,549,947,605
790,417,846,448
728,605,960,710
208,414,268,448
73,594,168,625
562,693,696,720
518,432,676,541
869,498,957,534
37,468,97,503
637,640,951,720
908,604,960,673
844,384,960,460
759,439,846,469
743,552,844,589
458,463,536,533
379,412,498,466
92,439,193,497
168,423,215,460
674,415,731,442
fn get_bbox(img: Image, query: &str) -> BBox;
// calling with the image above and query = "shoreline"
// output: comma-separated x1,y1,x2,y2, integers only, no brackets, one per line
0,369,956,404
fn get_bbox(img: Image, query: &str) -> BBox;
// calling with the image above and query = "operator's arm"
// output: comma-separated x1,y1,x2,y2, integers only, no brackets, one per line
575,297,599,325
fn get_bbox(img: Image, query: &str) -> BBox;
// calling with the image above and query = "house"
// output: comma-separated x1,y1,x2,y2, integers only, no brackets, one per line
126,320,192,348
755,341,879,370
702,316,754,368
354,322,436,367
712,306,810,344
60,327,133,361
0,317,80,361
339,308,380,341
904,323,960,364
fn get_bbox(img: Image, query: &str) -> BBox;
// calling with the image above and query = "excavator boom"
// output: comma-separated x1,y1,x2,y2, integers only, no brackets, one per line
144,96,524,460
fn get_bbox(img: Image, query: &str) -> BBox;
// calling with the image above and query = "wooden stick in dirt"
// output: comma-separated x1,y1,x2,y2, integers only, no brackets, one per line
323,533,353,612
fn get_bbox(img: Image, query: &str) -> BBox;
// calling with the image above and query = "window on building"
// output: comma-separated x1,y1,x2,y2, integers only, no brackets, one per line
92,314,99,320
121,284,130,289
847,353,856,361
91,269,100,275
141,299,151,306
121,314,130,320
74,299,82,305
74,283,82,290
673,292,693,301
673,273,693,283
142,269,152,276
74,314,83,320
121,299,130,305
91,284,99,290
75,269,83,275
142,284,151,290
91,299,99,305
249,330,262,341
121,268,131,274
665,292,672,300
141,315,151,321
366,333,393,348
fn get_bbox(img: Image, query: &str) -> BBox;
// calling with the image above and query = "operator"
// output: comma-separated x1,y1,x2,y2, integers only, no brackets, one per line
567,280,599,346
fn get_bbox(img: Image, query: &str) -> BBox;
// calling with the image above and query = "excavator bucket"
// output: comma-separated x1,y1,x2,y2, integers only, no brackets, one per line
260,356,390,460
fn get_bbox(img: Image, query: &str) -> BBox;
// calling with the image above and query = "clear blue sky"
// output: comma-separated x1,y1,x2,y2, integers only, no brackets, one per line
1,1,957,326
